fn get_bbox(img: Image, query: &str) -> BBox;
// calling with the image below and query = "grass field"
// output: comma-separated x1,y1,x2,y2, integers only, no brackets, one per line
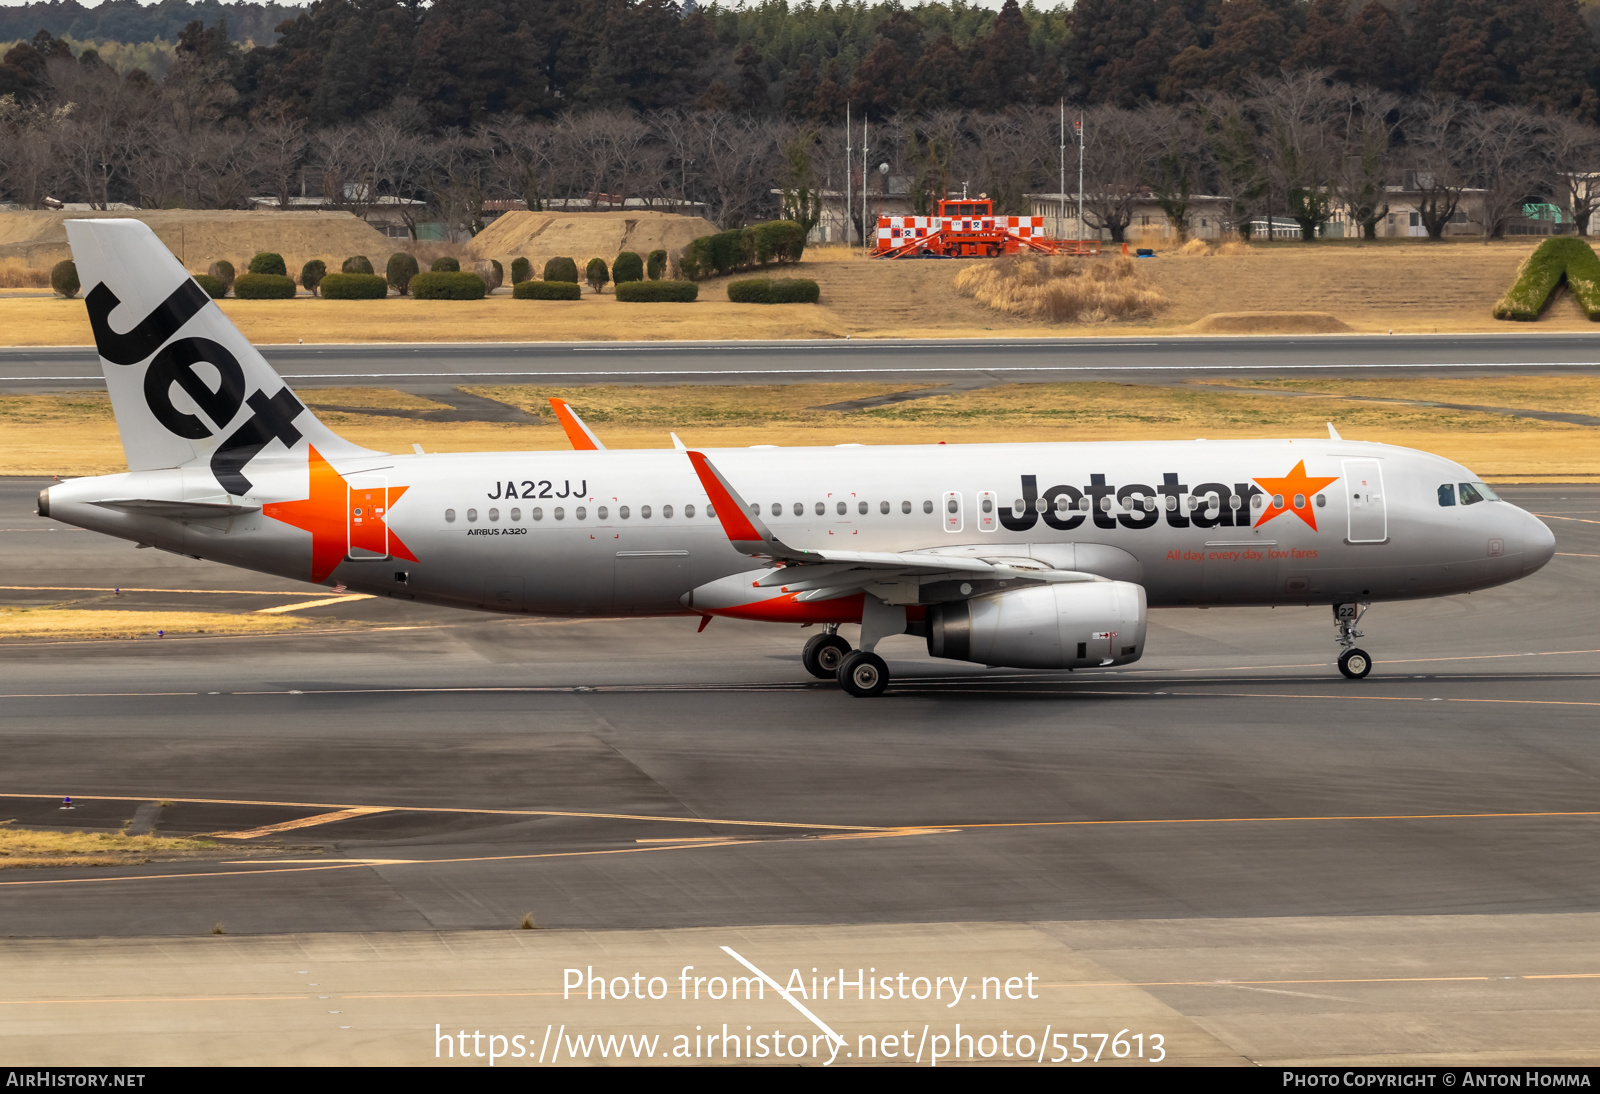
0,238,1576,343
0,824,224,870
7,378,1597,480
0,608,311,641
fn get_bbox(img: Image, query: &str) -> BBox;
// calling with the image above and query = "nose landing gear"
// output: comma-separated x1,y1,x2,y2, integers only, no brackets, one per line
1334,602,1373,679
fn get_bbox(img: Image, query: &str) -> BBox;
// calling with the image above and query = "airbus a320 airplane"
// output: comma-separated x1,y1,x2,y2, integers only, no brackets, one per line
36,220,1555,696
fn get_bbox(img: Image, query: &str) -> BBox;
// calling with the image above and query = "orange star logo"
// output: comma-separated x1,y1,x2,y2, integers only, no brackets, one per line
262,446,418,583
1252,460,1340,531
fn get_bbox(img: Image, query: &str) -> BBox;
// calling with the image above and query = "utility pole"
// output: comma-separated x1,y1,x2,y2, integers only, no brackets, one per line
845,103,852,246
1058,99,1066,242
1077,112,1085,250
862,115,870,257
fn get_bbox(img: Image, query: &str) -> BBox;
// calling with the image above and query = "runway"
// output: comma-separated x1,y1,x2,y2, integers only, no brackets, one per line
5,332,1600,393
3,476,1599,1064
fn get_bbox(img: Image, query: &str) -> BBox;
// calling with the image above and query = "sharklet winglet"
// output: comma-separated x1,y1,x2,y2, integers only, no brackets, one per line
550,398,605,451
684,450,818,562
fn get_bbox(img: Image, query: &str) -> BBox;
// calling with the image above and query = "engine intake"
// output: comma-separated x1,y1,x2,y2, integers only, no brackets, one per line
927,581,1147,669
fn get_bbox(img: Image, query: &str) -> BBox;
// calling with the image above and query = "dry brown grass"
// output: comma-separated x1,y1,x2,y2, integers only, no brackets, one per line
0,609,310,640
0,823,221,869
8,378,1597,480
0,295,849,346
0,259,51,288
1178,239,1212,256
954,254,1167,322
1216,241,1255,257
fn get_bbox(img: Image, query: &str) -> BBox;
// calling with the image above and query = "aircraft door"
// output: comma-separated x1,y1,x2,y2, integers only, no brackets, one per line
348,476,390,559
1343,459,1388,543
942,491,964,533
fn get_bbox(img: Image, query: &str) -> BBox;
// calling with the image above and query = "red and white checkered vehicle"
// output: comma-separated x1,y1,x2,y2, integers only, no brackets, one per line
874,198,1099,258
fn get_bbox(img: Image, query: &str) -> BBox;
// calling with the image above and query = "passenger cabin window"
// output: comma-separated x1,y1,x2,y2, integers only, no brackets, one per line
641,505,652,518
771,503,782,517
511,507,521,521
597,506,608,520
445,508,456,522
901,501,912,514
554,507,565,520
684,504,694,517
662,505,673,518
793,502,804,516
489,508,499,522
707,504,715,518
923,500,934,514
881,501,890,515
531,507,543,520
837,501,847,515
619,506,630,519
576,506,586,520
467,508,478,522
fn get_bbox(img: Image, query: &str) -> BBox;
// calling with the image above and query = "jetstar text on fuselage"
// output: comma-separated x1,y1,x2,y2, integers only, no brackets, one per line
998,464,1339,532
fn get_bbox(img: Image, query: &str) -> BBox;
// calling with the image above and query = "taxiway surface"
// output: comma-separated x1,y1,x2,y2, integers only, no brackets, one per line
2,476,1597,937
5,476,1600,1065
5,333,1600,393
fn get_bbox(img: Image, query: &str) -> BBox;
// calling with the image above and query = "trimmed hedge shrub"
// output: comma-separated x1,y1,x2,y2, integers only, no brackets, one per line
319,272,389,299
208,260,235,295
341,255,374,275
647,249,667,280
613,251,644,284
248,252,287,277
679,220,808,281
727,277,820,304
585,257,610,293
300,259,326,296
431,256,460,273
511,257,532,285
50,259,79,298
513,280,583,300
410,271,486,300
1494,237,1600,320
192,273,226,299
234,273,297,299
544,256,579,283
615,279,698,303
387,252,419,295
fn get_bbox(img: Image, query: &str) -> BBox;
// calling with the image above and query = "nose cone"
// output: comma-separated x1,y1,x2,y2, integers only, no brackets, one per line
1522,512,1556,576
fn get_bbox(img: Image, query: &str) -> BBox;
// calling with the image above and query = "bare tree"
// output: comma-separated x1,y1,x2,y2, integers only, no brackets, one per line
313,124,380,219
430,129,492,238
484,116,555,211
1400,95,1476,240
675,111,780,228
1139,102,1208,241
250,104,307,209
1467,106,1548,241
1193,91,1266,238
1079,104,1143,242
1331,86,1399,241
1548,115,1600,237
1252,70,1340,241
0,94,73,206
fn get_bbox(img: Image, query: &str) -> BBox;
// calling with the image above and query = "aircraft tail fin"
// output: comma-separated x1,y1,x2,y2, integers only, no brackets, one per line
65,218,376,494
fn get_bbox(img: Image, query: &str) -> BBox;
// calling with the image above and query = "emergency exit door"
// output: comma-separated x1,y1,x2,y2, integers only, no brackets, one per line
348,477,391,559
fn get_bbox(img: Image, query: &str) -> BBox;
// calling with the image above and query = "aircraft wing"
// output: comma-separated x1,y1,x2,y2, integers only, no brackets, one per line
686,450,1103,593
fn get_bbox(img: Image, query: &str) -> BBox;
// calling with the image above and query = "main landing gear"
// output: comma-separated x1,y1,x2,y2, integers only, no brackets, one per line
802,625,891,697
1334,602,1373,680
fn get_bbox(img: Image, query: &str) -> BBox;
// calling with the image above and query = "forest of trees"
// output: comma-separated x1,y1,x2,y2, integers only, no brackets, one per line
3,0,1600,239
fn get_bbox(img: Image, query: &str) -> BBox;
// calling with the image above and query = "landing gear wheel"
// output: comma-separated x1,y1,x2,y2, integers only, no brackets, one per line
837,650,889,697
1338,648,1373,680
802,633,852,679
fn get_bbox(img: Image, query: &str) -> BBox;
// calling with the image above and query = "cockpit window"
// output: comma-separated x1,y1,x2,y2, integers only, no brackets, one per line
1438,484,1456,507
1471,481,1499,501
1459,482,1489,506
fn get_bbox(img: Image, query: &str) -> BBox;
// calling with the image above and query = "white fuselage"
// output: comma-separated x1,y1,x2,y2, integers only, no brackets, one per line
44,437,1555,618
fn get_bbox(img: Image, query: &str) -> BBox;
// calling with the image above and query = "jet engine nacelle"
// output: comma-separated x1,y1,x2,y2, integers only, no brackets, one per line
926,581,1147,670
